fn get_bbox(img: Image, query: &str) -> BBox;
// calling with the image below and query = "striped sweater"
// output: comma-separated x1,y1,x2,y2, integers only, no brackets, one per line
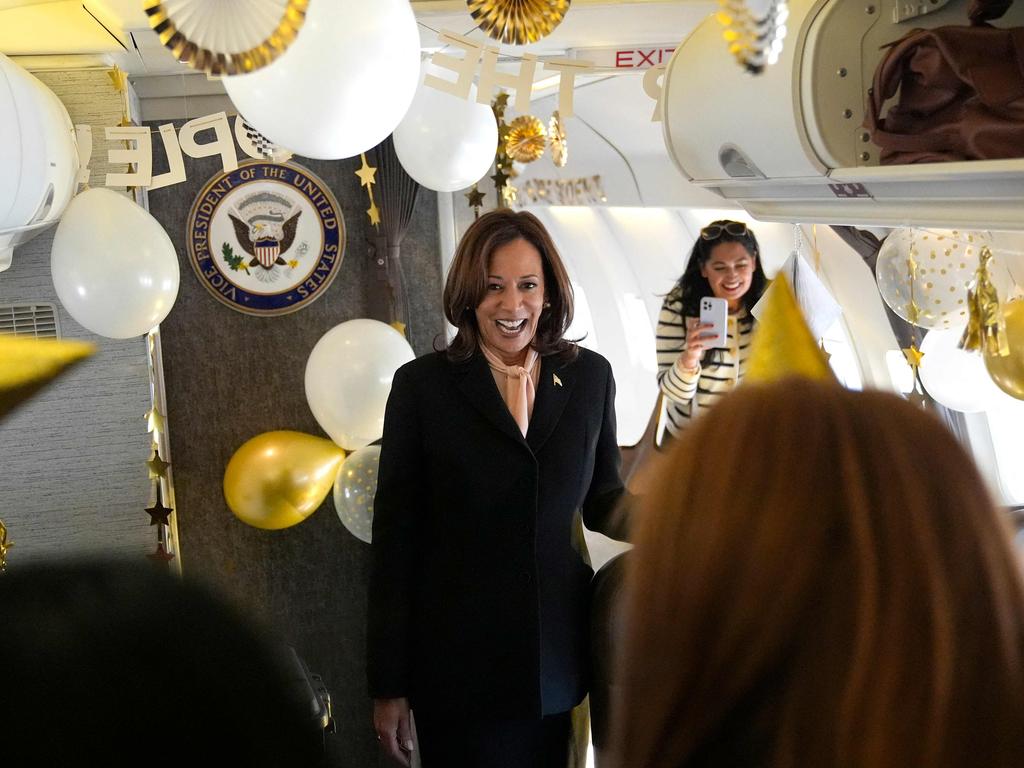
655,297,755,439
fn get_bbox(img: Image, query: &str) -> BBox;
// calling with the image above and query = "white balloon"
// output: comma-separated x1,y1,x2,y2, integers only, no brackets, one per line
875,228,988,330
333,445,381,543
919,325,1009,412
221,0,420,160
393,63,499,192
305,319,415,450
51,188,180,339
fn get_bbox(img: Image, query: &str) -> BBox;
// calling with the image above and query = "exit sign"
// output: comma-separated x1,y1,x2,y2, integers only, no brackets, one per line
567,45,677,69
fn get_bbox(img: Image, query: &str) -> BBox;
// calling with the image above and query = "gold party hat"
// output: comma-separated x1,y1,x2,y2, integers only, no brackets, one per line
0,335,95,418
745,275,836,384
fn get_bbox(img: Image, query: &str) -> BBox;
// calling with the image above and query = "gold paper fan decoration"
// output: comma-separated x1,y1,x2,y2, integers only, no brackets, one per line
468,0,572,46
143,0,309,77
505,115,548,163
549,111,567,168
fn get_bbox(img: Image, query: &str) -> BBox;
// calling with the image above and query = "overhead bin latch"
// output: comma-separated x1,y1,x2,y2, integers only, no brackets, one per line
719,144,767,179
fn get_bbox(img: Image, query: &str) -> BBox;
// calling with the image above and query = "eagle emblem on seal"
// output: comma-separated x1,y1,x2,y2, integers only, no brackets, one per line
228,191,302,269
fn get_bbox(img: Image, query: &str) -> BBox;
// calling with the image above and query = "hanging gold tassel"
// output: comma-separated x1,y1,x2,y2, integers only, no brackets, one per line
959,246,1010,357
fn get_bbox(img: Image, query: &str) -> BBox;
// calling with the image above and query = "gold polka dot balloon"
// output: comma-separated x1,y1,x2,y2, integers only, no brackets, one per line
875,228,989,330
332,445,380,544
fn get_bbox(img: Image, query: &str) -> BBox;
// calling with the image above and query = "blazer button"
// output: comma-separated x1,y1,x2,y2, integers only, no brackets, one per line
522,570,533,584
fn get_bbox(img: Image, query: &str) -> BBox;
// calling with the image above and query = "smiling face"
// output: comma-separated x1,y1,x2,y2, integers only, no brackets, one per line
475,237,546,366
700,241,757,311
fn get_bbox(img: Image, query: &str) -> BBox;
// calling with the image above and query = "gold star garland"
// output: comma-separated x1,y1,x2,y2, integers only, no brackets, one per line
491,93,516,208
356,153,381,229
0,518,12,573
902,340,928,409
465,185,486,219
144,330,179,569
905,230,922,326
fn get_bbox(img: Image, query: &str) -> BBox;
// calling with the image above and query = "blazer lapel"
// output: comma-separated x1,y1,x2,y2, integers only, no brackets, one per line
453,351,530,450
527,354,576,453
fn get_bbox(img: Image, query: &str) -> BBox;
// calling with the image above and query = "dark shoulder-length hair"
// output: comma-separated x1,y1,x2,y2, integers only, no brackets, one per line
440,209,577,362
666,219,768,319
615,379,1024,768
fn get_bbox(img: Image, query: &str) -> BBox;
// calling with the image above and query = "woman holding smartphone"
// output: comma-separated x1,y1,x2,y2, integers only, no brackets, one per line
655,220,767,438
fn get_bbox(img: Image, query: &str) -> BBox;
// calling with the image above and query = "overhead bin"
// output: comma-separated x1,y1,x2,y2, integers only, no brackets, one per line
0,53,79,272
662,0,1024,229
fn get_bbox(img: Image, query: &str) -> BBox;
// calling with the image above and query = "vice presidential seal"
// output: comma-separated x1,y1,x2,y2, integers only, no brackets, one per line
186,162,345,315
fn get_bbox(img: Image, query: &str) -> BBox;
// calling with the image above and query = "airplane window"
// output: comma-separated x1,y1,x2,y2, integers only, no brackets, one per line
985,401,1024,505
885,349,916,394
820,317,863,390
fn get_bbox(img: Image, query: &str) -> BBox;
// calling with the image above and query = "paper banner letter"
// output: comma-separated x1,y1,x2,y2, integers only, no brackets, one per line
105,126,153,187
426,30,485,100
479,47,538,114
178,112,238,173
149,123,188,191
643,64,667,122
542,59,594,119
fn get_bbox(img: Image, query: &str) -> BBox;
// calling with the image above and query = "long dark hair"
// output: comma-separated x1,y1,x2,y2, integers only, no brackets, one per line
666,220,768,317
440,209,577,362
664,220,767,365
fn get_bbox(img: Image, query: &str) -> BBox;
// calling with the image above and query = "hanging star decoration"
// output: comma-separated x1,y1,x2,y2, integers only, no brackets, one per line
356,153,381,228
146,407,166,437
902,343,929,409
145,485,173,527
147,449,171,479
147,540,176,565
465,185,486,219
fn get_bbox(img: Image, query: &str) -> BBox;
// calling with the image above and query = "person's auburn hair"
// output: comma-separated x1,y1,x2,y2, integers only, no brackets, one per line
615,379,1024,768
440,209,576,361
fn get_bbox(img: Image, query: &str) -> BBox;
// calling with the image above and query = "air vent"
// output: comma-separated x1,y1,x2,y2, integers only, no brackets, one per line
0,303,61,339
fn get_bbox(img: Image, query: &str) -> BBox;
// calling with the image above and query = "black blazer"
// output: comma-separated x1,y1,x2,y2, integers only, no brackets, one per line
367,346,627,718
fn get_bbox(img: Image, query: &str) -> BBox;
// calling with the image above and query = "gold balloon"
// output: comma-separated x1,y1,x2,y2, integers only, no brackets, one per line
985,300,1024,400
224,431,345,530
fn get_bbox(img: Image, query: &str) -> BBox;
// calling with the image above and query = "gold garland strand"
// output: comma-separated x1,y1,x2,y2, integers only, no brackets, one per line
143,330,179,570
356,153,381,229
491,94,515,207
959,245,1010,356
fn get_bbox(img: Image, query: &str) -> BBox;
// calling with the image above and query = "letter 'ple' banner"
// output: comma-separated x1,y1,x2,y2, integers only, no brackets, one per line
85,33,670,193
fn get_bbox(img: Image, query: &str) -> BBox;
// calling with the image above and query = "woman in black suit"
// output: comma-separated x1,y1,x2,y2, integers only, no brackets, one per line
368,209,628,768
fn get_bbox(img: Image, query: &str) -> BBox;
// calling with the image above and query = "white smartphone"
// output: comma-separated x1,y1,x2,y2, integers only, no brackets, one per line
699,296,729,349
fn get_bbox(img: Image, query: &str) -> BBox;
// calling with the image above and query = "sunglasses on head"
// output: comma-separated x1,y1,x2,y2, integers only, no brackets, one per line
700,222,749,240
